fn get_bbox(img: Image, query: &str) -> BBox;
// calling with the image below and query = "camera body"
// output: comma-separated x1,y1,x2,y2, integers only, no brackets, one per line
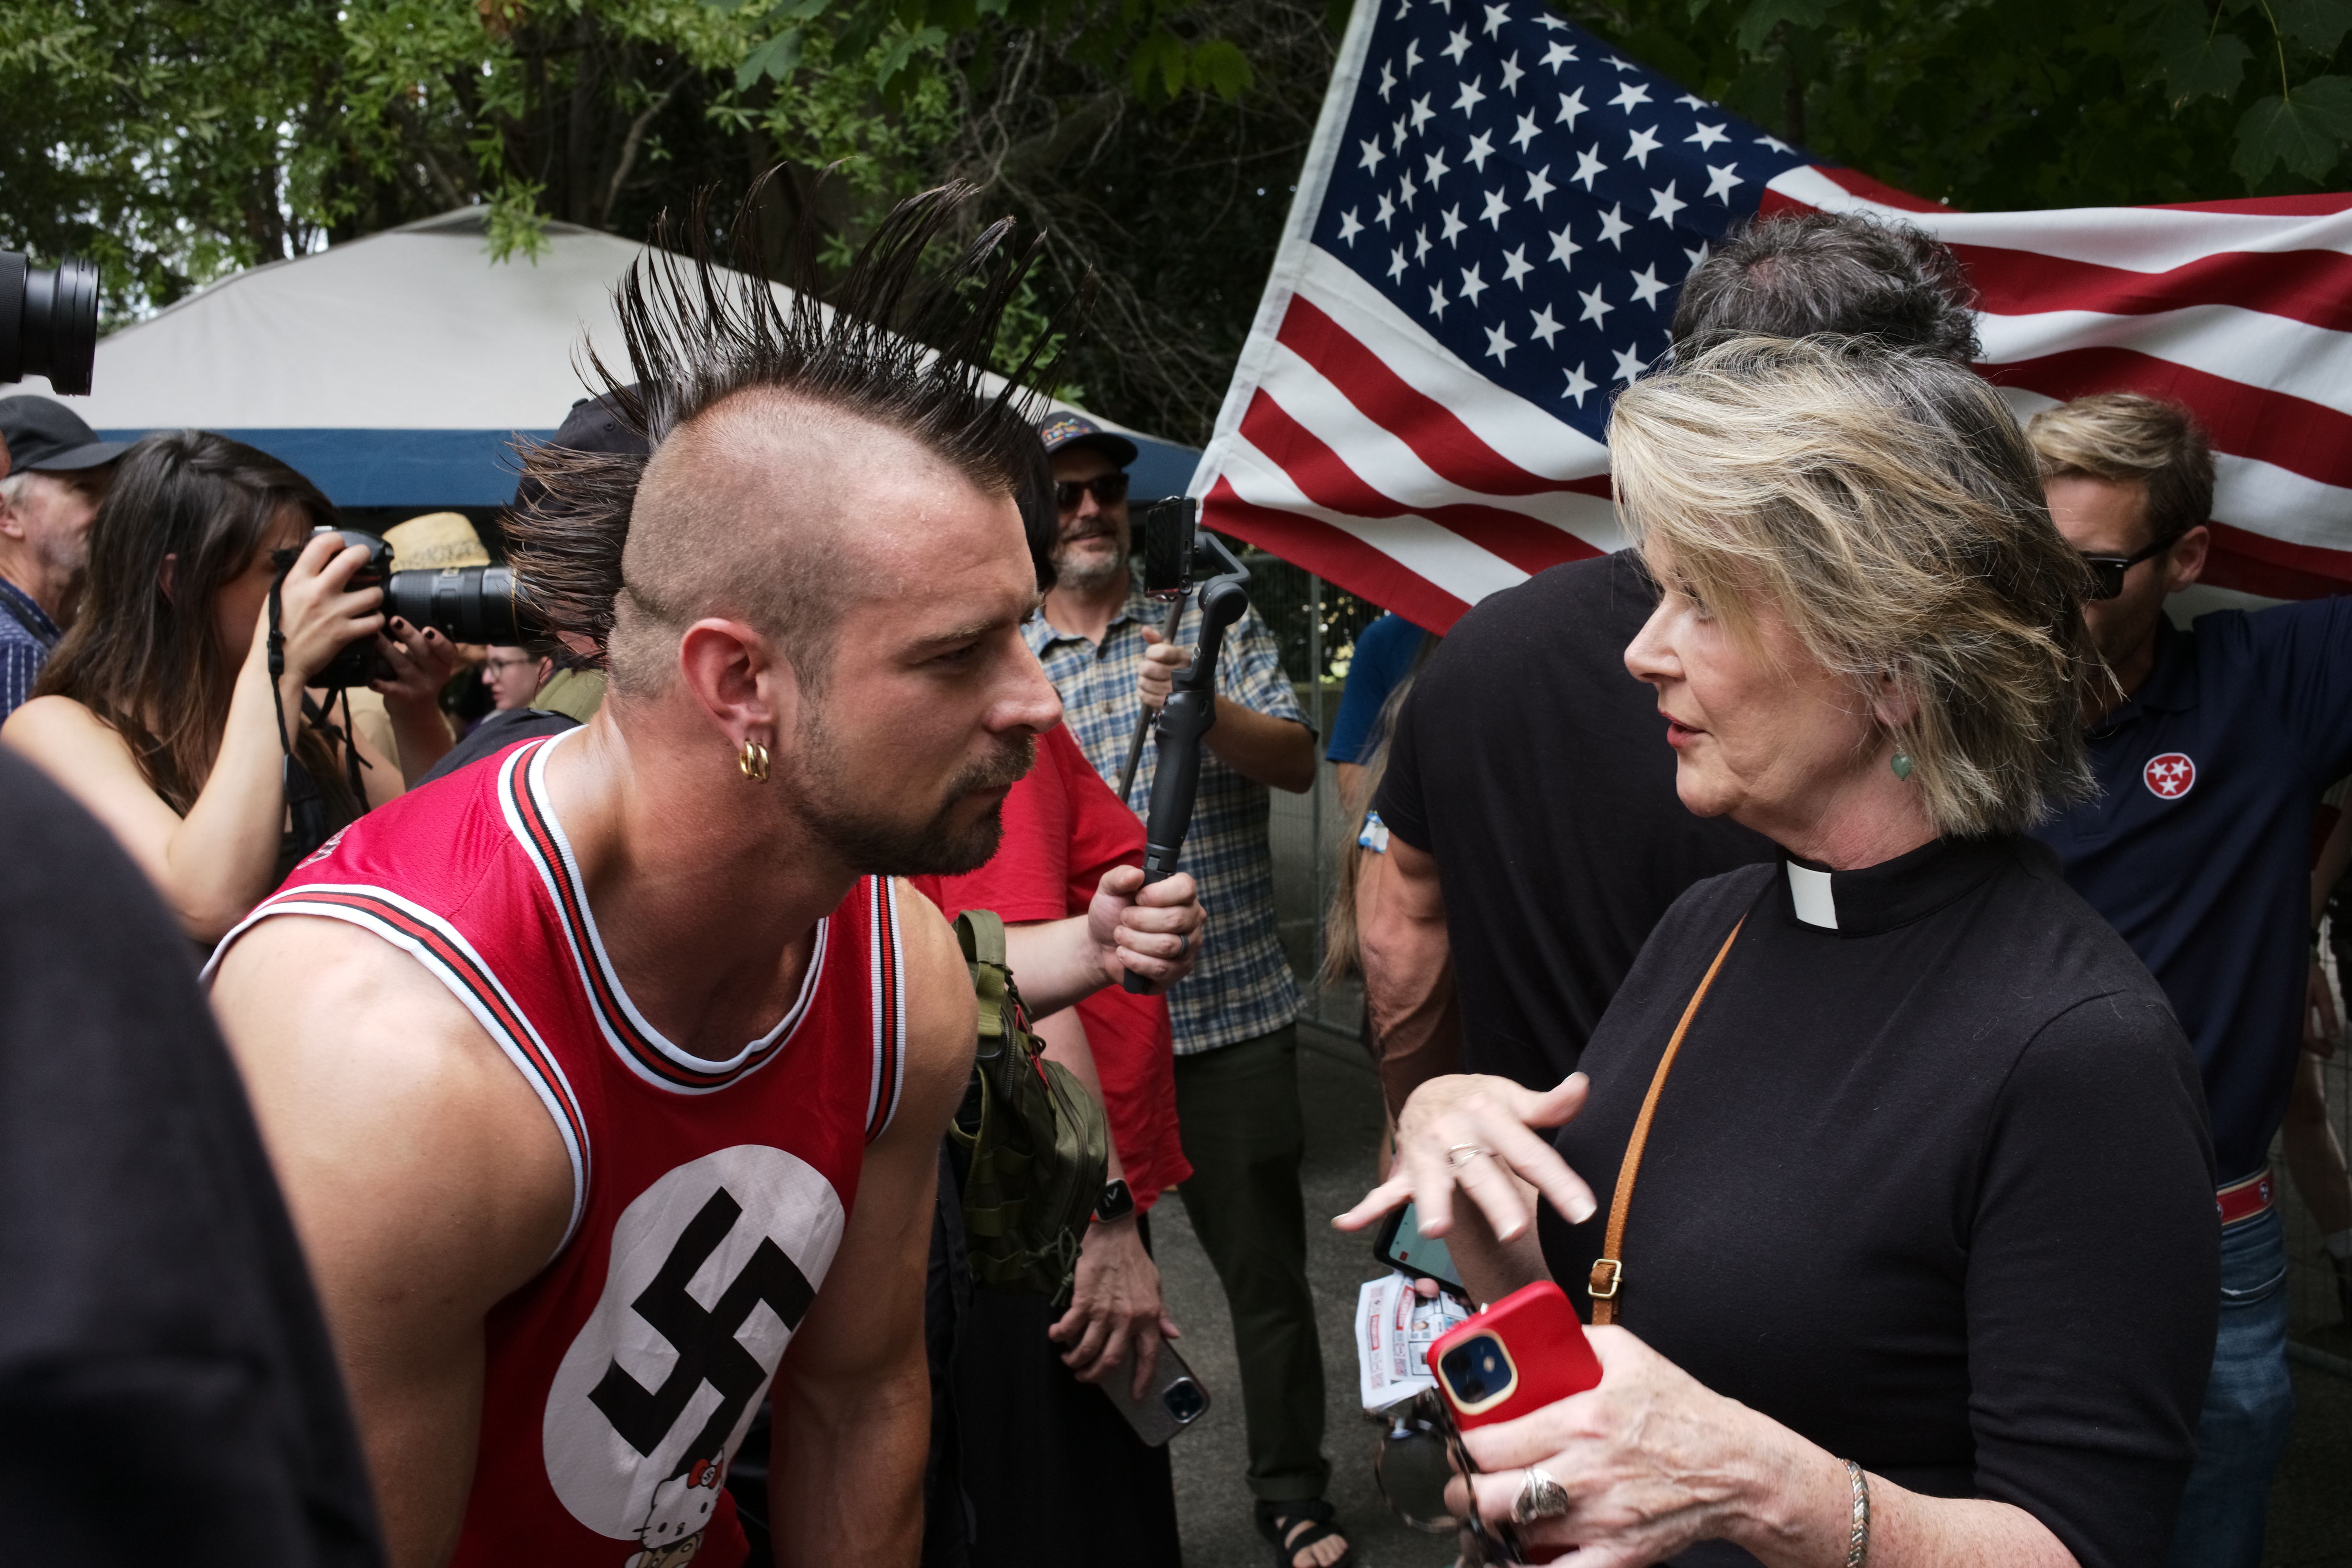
1,253,101,396
272,526,522,688
1136,497,1206,599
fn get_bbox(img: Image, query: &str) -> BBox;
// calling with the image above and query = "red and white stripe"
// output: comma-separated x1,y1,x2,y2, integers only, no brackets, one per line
1194,2,2352,627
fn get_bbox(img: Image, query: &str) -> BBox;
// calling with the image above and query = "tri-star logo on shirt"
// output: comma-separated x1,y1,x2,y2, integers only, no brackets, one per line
2144,752,2197,800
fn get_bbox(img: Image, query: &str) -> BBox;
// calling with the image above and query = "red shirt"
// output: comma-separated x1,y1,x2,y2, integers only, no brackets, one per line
208,735,905,1568
911,725,1189,1206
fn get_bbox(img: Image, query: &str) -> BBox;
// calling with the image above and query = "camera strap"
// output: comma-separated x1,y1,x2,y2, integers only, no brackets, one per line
1586,915,1744,1327
264,574,372,860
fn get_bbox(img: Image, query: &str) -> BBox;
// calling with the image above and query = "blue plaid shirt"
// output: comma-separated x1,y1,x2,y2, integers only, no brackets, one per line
1029,580,1311,1054
0,575,60,726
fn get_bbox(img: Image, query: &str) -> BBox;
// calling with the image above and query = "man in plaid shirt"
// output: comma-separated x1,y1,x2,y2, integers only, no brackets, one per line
1027,415,1348,1568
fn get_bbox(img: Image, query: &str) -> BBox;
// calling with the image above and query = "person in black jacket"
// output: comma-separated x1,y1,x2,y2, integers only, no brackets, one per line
0,744,383,1565
1342,339,2216,1568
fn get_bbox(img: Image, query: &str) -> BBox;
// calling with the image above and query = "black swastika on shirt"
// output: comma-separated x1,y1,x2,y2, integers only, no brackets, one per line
589,1187,817,1462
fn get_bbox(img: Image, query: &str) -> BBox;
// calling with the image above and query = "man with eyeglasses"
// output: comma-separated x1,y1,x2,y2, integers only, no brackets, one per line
2026,391,2352,1568
1025,413,1346,1568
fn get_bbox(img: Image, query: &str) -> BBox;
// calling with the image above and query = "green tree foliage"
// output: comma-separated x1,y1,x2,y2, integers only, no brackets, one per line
9,0,2352,445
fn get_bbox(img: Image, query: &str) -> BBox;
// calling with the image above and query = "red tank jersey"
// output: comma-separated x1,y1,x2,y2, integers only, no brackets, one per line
207,733,906,1568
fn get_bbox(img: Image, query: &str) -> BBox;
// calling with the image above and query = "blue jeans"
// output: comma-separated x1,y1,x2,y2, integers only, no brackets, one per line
2165,1206,2295,1568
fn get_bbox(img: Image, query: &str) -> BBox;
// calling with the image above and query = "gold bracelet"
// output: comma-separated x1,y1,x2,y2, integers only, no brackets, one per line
1844,1459,1871,1568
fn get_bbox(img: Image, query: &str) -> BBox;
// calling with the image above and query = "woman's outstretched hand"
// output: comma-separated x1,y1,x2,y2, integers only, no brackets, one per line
1333,1072,1598,1246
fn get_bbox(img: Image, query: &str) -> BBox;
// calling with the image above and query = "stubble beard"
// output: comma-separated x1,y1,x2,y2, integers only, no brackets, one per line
786,698,1038,877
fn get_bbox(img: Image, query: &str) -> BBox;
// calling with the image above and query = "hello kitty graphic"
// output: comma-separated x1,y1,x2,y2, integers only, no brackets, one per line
624,1456,723,1568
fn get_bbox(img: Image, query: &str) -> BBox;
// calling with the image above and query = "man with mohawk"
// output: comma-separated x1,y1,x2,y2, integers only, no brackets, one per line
208,187,1099,1568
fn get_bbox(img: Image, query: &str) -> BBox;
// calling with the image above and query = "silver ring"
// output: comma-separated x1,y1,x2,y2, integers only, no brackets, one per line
1511,1464,1570,1523
1445,1143,1492,1169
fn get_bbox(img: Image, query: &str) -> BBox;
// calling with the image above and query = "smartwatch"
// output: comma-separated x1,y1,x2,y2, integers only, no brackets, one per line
1092,1178,1136,1224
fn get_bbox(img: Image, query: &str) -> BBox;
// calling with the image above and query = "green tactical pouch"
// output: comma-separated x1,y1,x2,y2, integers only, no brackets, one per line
945,909,1111,1307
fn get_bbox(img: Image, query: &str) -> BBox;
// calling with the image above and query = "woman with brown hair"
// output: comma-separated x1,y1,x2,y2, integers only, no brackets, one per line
1339,338,2218,1568
2,430,457,942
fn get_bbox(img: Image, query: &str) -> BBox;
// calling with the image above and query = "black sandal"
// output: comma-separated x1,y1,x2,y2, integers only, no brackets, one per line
1255,1498,1354,1568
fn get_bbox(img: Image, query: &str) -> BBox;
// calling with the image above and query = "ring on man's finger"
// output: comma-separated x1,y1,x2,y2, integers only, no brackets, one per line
1511,1465,1571,1524
1446,1143,1493,1169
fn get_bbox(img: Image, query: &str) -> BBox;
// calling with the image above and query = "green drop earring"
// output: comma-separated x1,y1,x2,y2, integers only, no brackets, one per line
1890,751,1913,781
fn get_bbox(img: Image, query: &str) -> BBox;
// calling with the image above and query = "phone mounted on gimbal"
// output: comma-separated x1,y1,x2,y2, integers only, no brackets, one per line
1121,498,1252,995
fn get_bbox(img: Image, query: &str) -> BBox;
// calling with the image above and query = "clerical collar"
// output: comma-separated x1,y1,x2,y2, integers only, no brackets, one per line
1779,836,2019,938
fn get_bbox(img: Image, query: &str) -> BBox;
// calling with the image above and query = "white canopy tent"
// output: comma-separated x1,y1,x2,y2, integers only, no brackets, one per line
14,207,1197,507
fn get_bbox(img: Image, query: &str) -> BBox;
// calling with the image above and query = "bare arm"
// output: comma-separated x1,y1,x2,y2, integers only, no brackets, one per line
1137,630,1316,793
212,915,572,1568
2,535,385,942
769,883,977,1568
993,867,1205,1016
1360,834,1462,1118
1034,1006,1181,1398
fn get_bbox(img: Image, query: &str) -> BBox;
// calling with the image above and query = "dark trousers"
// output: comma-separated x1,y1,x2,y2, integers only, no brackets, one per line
1172,1024,1331,1502
952,1216,1183,1568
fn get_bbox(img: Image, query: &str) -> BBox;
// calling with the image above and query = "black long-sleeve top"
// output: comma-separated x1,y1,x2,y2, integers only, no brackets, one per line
1535,836,2217,1568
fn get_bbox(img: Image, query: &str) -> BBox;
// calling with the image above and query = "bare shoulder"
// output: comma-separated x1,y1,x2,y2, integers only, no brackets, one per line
1,694,138,774
213,913,573,1307
890,878,978,1128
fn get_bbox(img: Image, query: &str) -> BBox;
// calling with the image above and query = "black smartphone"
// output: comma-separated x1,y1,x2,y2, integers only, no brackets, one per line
1373,1200,1468,1297
1098,1340,1212,1447
1136,497,1200,599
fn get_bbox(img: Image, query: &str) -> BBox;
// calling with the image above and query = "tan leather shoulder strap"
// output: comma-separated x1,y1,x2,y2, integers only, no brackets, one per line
1588,915,1745,1325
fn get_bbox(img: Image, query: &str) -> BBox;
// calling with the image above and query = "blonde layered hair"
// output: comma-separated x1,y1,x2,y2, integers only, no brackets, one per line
1608,337,2098,837
2025,393,2214,547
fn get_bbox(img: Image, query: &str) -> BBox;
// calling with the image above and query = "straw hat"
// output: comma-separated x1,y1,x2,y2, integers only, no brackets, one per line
383,511,492,571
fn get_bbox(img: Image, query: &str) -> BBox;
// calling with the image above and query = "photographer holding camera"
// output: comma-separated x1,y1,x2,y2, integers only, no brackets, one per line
0,431,459,943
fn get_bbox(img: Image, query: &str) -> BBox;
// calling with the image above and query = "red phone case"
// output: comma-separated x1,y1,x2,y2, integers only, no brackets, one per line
1427,1282,1602,1565
1428,1280,1603,1430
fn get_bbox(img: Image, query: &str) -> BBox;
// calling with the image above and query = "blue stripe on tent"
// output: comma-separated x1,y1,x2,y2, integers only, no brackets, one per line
97,426,1202,509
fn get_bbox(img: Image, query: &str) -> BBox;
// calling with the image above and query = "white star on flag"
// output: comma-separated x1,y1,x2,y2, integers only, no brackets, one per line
1359,138,1386,172
1705,162,1744,201
1756,132,1792,153
1511,111,1542,151
1379,62,1397,100
1338,209,1364,244
1428,282,1450,318
1685,121,1728,149
1624,126,1662,166
1563,362,1596,405
1525,164,1555,209
1628,263,1668,306
1465,130,1496,172
1440,205,1468,245
1570,146,1606,188
1609,80,1651,111
1482,3,1510,37
1481,187,1511,226
1424,147,1451,185
1454,77,1487,115
1557,86,1588,126
1498,53,1525,92
1596,202,1632,247
1612,343,1651,381
1375,192,1396,227
1412,226,1432,262
1484,321,1517,364
1530,303,1564,346
1577,282,1613,323
1441,27,1472,64
1409,94,1435,132
1460,262,1489,304
1501,244,1533,285
1548,222,1581,270
1647,181,1685,224
1386,246,1407,281
1542,39,1578,72
1403,38,1422,72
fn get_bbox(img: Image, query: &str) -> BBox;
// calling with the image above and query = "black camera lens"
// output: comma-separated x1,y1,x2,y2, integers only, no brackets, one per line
0,253,101,396
1439,1334,1513,1407
1161,1378,1207,1425
383,565,520,646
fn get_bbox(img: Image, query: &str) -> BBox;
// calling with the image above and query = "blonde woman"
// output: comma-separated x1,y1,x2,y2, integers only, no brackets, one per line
1340,339,2216,1568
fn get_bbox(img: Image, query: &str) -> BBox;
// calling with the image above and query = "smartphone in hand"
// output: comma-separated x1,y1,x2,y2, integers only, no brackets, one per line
1099,1340,1212,1447
1426,1282,1602,1563
1372,1199,1469,1297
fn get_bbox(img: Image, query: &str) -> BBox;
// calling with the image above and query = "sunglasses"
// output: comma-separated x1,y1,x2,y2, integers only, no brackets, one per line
2079,534,2180,600
1055,473,1129,511
1369,1391,1523,1564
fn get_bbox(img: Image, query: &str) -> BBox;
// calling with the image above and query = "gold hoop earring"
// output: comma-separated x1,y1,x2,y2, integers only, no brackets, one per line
738,738,770,783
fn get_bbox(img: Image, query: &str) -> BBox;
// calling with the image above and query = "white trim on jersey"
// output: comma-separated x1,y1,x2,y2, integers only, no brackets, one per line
204,881,592,1258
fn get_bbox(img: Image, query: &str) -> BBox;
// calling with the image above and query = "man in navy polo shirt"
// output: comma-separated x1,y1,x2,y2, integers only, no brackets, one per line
2028,392,2352,1568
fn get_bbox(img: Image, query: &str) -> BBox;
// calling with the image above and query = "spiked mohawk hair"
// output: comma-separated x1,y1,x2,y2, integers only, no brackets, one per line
505,178,1078,669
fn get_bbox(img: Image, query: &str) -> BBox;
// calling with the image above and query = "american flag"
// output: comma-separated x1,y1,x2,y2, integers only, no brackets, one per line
1191,0,2352,633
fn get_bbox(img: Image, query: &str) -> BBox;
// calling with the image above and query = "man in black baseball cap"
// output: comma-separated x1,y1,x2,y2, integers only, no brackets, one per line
0,396,125,722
